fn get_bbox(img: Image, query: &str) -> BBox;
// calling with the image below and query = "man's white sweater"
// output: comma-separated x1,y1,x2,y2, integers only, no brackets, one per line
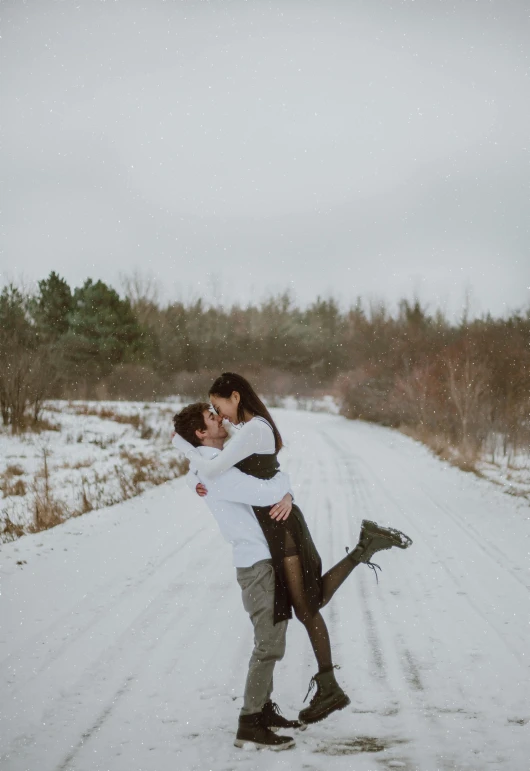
185,445,290,568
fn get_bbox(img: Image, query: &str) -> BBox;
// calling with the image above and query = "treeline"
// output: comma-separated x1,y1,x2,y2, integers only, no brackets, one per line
0,272,528,462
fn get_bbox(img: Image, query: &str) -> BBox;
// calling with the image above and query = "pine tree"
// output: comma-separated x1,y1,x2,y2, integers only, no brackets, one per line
64,279,147,378
32,271,73,340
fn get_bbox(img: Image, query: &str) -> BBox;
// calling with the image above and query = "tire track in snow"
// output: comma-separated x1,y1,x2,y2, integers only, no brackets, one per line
413,479,529,592
69,574,249,771
2,540,235,771
317,420,528,769
55,675,136,771
316,428,471,771
357,572,387,678
2,579,209,766
298,432,411,767
364,458,527,668
0,524,210,697
328,424,529,594
322,429,528,666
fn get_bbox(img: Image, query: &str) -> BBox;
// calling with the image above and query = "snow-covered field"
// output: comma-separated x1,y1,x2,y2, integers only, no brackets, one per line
0,400,187,541
1,408,528,771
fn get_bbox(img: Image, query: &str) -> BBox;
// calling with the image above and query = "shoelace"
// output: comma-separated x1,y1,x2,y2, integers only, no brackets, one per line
366,560,382,583
346,546,382,584
303,677,317,704
267,701,283,717
303,664,342,703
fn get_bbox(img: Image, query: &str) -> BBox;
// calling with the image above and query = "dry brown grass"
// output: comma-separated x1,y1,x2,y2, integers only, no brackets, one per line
1,464,27,496
505,487,530,500
42,402,163,442
5,464,24,476
43,403,62,413
75,471,117,514
72,453,187,511
28,493,65,531
61,458,93,470
7,416,62,434
139,419,154,439
1,477,26,496
1,515,25,542
72,458,93,469
101,410,141,429
71,403,142,429
399,424,480,474
27,448,66,532
1,443,188,543
70,404,102,416
89,436,117,450
116,450,188,498
37,417,61,432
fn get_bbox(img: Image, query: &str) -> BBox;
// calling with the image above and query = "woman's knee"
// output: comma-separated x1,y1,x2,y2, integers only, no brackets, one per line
293,604,312,625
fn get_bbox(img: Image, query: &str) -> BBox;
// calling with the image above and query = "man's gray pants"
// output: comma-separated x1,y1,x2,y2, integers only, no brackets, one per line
236,559,288,716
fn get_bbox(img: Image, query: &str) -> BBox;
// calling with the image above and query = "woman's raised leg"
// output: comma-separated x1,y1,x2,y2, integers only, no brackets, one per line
320,518,414,607
319,550,362,608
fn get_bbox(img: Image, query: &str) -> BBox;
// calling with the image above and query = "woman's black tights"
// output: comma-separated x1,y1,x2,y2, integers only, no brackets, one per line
283,549,361,672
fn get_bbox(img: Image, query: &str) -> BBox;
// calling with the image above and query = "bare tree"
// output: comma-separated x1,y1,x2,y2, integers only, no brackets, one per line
445,354,489,454
0,347,56,432
394,364,437,429
120,270,161,326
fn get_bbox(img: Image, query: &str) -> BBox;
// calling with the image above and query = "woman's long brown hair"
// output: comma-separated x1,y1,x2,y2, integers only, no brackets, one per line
209,372,283,453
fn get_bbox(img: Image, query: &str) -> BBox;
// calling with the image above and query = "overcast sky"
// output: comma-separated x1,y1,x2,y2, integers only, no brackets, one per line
2,0,529,318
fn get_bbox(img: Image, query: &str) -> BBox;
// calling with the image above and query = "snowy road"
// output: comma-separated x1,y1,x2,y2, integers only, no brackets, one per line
1,410,529,771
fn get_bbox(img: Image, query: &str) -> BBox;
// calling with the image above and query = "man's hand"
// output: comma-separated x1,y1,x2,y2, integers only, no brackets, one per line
195,483,208,497
269,493,292,521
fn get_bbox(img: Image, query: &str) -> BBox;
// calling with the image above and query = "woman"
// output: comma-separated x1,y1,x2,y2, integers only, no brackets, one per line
173,372,412,724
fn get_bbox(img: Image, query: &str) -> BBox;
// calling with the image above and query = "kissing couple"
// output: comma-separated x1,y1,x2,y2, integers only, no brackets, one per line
172,372,412,750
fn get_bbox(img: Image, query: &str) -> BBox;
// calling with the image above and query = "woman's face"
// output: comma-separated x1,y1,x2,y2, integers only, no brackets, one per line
210,392,240,423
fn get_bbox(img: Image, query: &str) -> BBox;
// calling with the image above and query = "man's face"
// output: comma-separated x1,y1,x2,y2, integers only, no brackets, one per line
196,409,228,444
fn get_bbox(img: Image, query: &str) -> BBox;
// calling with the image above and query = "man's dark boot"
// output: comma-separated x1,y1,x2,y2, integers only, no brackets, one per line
298,670,350,725
234,713,295,750
350,519,413,568
261,700,305,731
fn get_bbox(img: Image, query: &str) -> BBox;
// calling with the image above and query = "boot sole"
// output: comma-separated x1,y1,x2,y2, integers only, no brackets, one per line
361,519,413,549
299,694,351,725
269,723,307,733
234,738,295,750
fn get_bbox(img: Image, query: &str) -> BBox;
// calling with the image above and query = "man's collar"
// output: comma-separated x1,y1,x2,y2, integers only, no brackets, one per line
172,432,222,458
172,432,195,455
197,445,220,458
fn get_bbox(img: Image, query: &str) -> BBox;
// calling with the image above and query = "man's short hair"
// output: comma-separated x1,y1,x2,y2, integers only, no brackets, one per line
173,402,211,447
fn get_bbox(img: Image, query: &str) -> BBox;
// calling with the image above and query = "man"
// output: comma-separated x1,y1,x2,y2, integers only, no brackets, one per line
172,402,302,751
